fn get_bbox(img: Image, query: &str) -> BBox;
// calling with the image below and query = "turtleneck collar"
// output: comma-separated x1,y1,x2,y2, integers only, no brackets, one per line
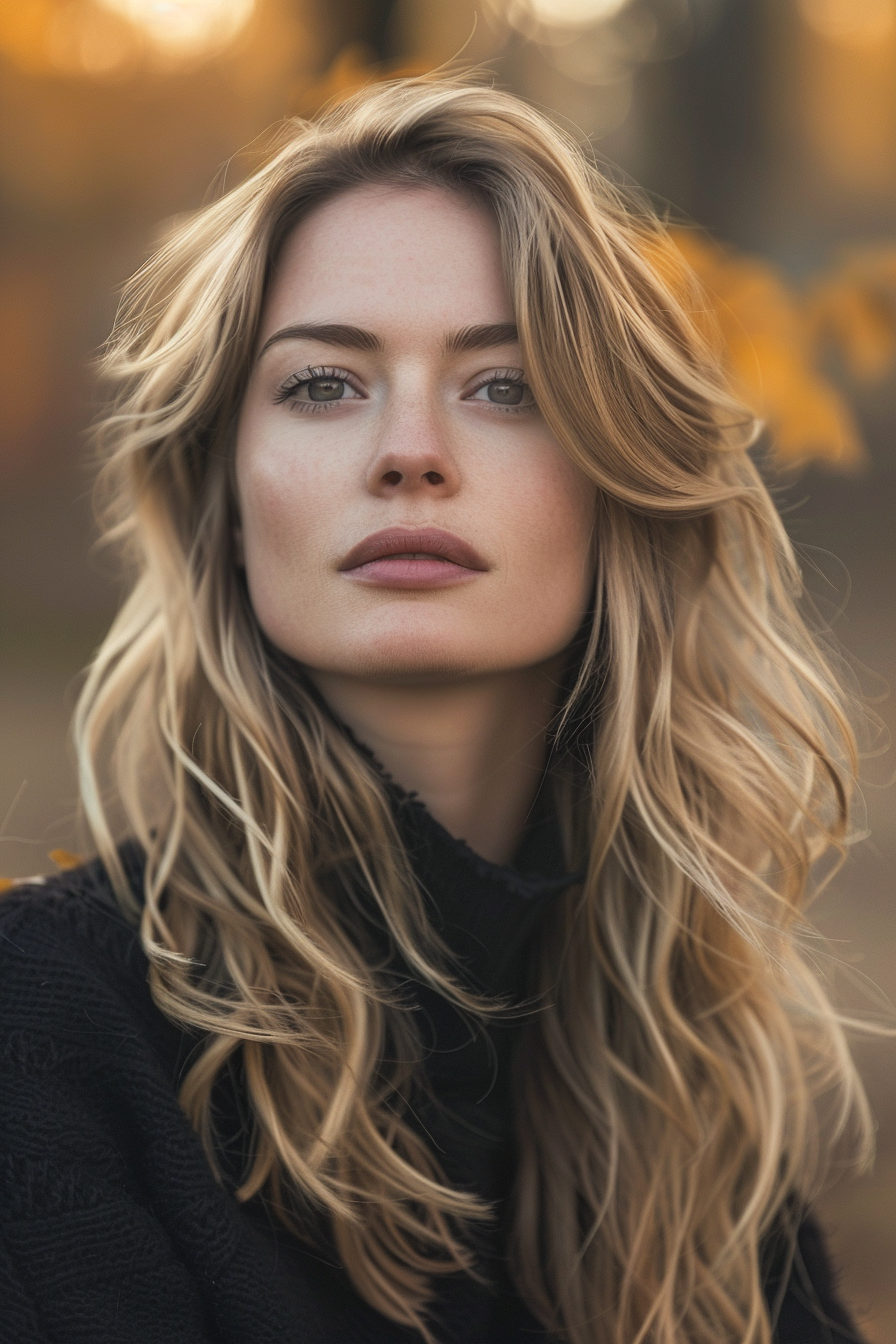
336,720,582,1004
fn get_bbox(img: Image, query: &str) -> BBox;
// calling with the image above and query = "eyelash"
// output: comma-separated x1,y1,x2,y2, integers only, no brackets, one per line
468,368,536,414
273,366,361,414
272,366,536,414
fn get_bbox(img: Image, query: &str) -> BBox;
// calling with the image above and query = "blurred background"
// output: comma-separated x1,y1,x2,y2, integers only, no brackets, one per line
1,0,894,1335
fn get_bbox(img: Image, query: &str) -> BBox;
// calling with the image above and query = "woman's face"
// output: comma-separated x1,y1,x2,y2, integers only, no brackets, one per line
235,183,596,683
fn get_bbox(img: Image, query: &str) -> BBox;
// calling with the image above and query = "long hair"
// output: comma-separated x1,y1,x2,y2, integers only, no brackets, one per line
75,76,872,1344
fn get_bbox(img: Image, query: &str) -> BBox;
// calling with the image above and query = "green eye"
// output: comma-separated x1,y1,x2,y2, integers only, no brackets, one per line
274,366,363,411
307,377,346,402
487,380,524,405
469,375,535,409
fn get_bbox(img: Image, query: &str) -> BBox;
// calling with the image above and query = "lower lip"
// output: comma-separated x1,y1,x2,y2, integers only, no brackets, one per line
342,557,484,588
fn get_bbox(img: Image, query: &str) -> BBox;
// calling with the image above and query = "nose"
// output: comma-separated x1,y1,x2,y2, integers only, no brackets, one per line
364,394,461,499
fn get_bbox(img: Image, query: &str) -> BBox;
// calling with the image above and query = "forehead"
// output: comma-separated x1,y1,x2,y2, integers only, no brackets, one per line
260,183,513,337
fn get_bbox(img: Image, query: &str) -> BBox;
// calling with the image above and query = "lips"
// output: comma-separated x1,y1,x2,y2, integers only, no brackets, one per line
339,527,488,589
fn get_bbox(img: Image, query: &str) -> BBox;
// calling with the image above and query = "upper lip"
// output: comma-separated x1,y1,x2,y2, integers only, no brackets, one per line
339,527,489,572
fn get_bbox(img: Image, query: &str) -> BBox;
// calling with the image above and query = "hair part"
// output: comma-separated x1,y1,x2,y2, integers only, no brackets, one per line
76,74,872,1344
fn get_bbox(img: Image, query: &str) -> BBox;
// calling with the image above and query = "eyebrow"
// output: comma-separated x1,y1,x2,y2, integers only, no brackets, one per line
443,323,520,354
257,321,520,360
259,323,383,357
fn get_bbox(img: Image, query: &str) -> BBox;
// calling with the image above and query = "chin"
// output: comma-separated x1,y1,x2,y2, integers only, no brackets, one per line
336,637,493,683
287,606,510,683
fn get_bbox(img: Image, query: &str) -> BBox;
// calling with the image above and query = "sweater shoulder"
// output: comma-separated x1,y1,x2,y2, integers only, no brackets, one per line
0,846,180,1073
0,848,143,974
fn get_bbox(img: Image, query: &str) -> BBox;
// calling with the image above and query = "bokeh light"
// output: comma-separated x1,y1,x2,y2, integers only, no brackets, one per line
0,0,258,77
798,0,895,48
48,2,138,75
97,0,256,57
523,0,629,28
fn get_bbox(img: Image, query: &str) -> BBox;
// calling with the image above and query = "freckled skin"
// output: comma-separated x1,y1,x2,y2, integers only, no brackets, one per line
234,184,596,685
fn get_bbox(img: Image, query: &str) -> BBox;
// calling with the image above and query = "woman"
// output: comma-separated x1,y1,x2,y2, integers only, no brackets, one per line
0,77,872,1344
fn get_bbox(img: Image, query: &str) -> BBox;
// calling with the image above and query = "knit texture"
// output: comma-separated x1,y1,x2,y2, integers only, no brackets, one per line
0,818,871,1344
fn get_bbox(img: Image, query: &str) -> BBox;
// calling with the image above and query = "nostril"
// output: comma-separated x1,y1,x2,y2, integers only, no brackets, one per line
382,470,402,486
423,471,444,486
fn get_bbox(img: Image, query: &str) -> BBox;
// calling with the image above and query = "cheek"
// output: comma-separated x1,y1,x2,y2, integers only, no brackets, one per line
233,421,333,640
464,442,595,671
504,448,596,620
236,397,343,558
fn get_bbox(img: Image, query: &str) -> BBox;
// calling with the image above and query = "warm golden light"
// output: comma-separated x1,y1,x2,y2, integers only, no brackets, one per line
798,0,895,48
48,2,137,75
517,0,630,30
96,0,255,56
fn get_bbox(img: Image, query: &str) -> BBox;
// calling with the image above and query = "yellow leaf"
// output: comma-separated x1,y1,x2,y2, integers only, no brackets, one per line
665,229,867,469
48,848,85,871
805,250,896,381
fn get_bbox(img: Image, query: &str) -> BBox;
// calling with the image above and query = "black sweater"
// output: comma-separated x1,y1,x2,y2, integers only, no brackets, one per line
0,792,869,1344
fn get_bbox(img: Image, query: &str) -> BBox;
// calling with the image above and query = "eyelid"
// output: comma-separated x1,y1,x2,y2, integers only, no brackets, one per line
464,367,527,393
273,365,366,403
467,365,521,387
463,368,536,410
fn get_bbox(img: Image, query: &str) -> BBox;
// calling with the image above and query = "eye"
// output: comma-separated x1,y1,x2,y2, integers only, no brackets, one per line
273,367,365,411
467,372,536,411
305,376,349,402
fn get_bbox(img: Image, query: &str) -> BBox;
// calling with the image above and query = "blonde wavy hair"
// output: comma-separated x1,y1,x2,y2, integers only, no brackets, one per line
75,76,872,1344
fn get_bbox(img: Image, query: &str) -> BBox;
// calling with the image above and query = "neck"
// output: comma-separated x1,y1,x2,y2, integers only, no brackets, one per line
309,665,563,865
